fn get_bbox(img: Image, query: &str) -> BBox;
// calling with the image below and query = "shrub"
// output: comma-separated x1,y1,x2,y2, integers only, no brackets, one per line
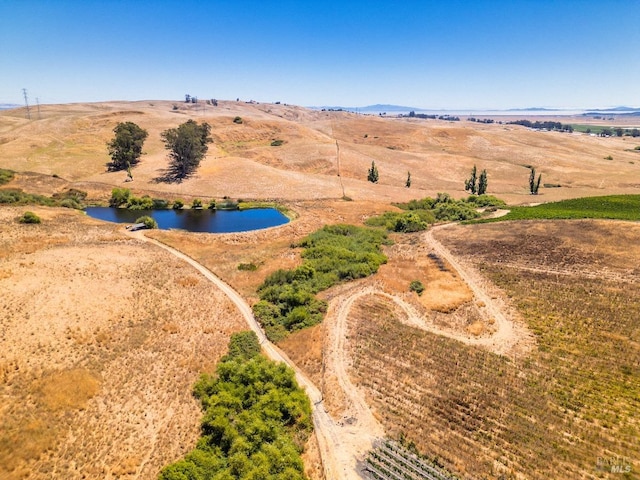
0,168,15,185
409,280,425,295
109,188,131,207
604,155,613,160
254,225,388,341
152,198,170,209
127,195,154,210
270,139,284,146
191,198,203,209
207,199,216,210
19,211,41,224
238,263,258,271
134,215,157,229
172,199,184,210
233,116,243,124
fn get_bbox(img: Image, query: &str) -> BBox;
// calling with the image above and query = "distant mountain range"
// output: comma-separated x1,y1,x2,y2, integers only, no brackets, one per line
312,104,640,114
0,104,20,110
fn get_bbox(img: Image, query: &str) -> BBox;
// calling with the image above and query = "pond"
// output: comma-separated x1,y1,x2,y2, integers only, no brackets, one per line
85,207,289,233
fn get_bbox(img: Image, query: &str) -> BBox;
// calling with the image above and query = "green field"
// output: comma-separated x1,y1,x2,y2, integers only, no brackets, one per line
478,195,640,222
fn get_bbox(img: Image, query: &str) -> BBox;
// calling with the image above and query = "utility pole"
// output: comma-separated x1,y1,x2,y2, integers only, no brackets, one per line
22,88,31,120
36,97,41,120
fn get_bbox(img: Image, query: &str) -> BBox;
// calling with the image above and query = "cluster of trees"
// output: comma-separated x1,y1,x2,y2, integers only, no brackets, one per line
253,225,389,341
405,112,461,121
109,188,219,210
107,120,212,183
464,165,488,195
467,117,496,124
159,331,312,480
508,120,573,132
366,161,412,188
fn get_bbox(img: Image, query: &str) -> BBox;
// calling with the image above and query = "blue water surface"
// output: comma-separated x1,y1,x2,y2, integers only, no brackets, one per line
85,207,289,233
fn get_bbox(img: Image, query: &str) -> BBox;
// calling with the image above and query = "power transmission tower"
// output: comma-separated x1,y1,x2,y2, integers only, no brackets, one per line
22,88,31,120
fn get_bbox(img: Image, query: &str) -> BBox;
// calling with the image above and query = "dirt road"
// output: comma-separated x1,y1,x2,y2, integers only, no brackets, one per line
128,232,356,480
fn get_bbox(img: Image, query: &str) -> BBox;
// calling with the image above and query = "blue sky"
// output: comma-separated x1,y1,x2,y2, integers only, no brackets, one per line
1,0,638,109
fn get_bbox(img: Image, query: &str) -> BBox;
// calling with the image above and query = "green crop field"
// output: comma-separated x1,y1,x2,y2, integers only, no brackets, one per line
478,195,640,222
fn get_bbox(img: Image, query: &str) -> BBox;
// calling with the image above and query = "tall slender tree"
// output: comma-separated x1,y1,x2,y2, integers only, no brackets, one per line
478,169,488,195
465,165,478,194
406,171,411,188
367,161,379,183
529,167,542,194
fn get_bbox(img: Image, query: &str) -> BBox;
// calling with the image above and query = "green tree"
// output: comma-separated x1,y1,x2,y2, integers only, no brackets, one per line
367,161,379,183
529,168,542,195
106,122,148,171
465,165,478,194
478,169,488,195
134,215,157,229
406,171,411,188
109,188,131,207
161,120,212,181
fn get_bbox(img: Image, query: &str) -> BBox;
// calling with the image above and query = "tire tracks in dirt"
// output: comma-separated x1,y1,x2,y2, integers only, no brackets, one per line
127,231,355,480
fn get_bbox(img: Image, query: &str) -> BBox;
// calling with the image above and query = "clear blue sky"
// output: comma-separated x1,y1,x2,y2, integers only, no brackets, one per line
1,0,638,109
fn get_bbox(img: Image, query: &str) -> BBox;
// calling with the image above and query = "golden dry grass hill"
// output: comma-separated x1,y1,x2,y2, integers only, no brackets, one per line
1,99,639,203
1,100,639,479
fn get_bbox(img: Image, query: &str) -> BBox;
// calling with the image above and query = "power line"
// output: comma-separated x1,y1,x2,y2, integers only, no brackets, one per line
22,88,31,120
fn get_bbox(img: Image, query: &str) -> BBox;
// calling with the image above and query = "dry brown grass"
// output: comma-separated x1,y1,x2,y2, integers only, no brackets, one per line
0,206,246,479
2,100,640,206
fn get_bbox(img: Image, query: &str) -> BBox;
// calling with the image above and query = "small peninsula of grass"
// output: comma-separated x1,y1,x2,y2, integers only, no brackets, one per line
476,195,640,222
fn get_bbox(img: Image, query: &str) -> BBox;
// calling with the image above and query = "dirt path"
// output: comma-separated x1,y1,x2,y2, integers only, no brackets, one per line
127,231,355,480
424,223,533,356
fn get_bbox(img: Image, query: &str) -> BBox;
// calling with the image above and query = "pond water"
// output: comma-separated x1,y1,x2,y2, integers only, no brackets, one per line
85,207,289,233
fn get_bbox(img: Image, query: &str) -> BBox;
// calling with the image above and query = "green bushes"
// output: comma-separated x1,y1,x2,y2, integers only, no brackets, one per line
172,199,184,210
134,215,157,229
270,139,284,146
409,280,425,296
233,116,243,124
159,332,312,480
0,188,86,209
19,211,41,224
238,262,258,271
192,198,203,209
207,199,217,210
109,188,131,207
253,224,389,341
0,168,15,185
369,193,504,232
126,195,154,210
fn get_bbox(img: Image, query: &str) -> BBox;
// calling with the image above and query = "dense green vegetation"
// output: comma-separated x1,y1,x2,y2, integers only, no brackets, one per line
134,215,157,229
160,120,212,182
478,195,640,222
106,121,148,171
19,211,41,224
159,331,312,480
366,194,506,232
254,225,389,341
0,168,15,185
0,188,87,209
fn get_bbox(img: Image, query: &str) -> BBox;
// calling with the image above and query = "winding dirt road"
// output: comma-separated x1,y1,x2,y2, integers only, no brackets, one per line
129,219,531,480
127,231,355,480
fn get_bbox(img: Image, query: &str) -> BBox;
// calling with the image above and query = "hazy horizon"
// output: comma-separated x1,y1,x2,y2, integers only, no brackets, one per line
2,0,639,109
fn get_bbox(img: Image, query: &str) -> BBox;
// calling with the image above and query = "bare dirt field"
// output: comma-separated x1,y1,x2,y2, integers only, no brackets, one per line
1,101,639,479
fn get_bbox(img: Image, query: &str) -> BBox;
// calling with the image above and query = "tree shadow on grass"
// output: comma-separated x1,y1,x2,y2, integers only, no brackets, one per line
152,167,193,184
